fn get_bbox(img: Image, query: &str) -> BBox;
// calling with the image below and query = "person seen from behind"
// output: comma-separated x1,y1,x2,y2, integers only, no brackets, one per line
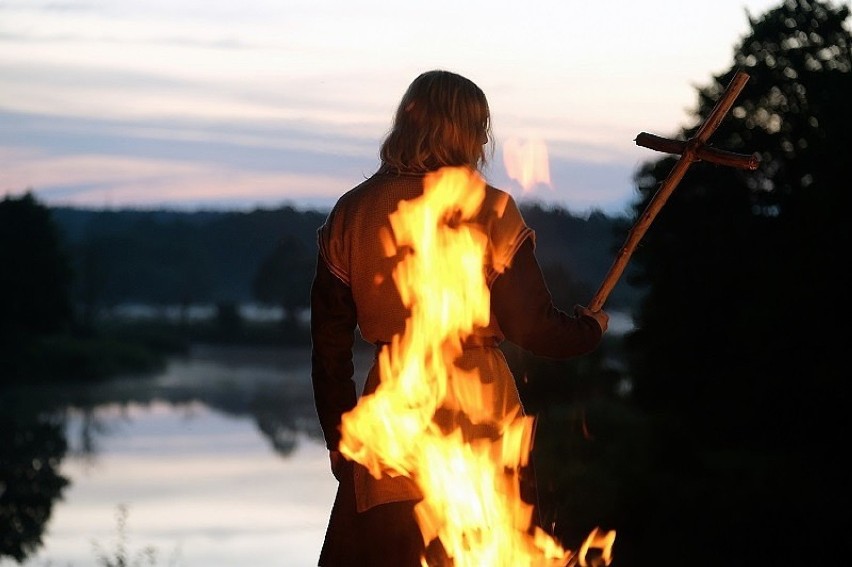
310,68,609,567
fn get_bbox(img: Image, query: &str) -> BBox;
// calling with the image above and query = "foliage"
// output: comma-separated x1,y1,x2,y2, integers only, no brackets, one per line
252,234,315,323
519,204,637,310
92,504,159,567
0,192,73,342
50,203,638,320
620,0,851,564
628,0,850,446
27,335,168,382
0,415,69,562
530,398,653,554
51,205,327,310
0,192,78,382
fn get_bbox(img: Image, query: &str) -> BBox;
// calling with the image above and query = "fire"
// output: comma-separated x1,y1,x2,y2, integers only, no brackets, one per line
338,166,614,566
502,137,552,193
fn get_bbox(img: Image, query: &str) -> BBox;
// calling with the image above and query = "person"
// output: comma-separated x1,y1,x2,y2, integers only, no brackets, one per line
310,69,609,567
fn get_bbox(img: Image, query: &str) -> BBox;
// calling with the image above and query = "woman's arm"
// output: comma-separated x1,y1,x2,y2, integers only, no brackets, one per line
490,238,607,358
310,253,359,451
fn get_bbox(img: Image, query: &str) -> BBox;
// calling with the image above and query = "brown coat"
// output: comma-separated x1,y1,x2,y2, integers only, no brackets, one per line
310,170,603,566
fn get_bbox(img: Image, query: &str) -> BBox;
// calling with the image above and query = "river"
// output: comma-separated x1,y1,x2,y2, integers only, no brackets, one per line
1,344,376,567
3,311,635,567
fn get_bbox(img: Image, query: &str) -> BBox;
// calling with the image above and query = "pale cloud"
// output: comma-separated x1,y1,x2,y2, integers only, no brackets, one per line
0,147,354,210
1,139,636,214
1,107,639,214
0,0,812,213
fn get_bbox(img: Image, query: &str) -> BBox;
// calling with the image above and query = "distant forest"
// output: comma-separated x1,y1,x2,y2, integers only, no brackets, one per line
49,202,642,321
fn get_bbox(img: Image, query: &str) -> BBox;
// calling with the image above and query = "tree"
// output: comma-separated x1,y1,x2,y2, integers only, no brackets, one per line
251,235,314,325
620,1,850,564
0,416,69,562
0,193,73,354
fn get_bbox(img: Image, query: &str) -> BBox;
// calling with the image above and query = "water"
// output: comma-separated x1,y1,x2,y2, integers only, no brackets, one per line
41,404,332,567
3,313,634,567
0,344,367,567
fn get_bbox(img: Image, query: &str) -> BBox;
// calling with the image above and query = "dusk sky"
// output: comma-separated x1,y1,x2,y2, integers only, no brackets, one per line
2,0,837,216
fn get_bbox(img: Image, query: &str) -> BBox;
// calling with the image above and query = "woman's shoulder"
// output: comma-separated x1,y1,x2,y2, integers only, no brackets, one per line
326,171,425,227
341,171,423,199
481,182,523,220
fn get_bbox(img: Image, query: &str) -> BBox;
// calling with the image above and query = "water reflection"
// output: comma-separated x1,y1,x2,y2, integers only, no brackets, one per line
80,344,327,457
0,344,350,566
0,414,69,563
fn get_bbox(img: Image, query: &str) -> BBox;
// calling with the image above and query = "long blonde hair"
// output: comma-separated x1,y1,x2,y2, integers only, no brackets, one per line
379,70,493,174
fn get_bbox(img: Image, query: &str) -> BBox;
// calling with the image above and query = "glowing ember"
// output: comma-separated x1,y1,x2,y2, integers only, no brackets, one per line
502,137,552,192
338,166,614,566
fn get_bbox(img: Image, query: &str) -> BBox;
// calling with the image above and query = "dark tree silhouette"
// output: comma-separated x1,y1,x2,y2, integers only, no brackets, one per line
0,416,69,563
0,192,73,337
0,192,73,378
252,235,314,325
620,1,850,564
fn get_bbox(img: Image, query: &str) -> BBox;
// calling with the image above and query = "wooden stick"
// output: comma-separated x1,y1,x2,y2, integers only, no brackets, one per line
588,70,755,311
635,132,760,170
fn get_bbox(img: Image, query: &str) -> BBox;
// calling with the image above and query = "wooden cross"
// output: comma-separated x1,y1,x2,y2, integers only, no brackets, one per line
588,70,761,311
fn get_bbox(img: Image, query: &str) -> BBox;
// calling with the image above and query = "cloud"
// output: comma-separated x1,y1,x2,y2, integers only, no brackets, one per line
0,1,96,13
488,154,639,217
0,146,358,211
1,108,378,163
0,105,640,214
0,0,673,216
0,29,254,50
2,105,379,211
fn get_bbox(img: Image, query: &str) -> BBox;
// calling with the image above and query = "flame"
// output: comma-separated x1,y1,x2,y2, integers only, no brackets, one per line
338,166,614,566
502,137,552,193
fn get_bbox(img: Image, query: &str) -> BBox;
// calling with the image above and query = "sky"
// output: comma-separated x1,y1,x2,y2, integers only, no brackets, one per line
1,0,842,217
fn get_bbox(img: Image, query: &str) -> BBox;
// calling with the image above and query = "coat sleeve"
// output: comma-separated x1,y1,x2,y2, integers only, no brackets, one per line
490,237,603,359
310,252,358,450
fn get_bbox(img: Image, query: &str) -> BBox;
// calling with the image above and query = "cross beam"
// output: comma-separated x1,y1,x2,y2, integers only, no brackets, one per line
588,70,761,311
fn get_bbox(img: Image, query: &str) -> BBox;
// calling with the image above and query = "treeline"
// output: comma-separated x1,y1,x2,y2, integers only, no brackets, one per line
50,205,326,325
0,190,638,382
49,201,638,320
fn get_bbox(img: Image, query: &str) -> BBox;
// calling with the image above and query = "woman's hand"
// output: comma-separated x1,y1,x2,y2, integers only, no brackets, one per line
574,304,609,334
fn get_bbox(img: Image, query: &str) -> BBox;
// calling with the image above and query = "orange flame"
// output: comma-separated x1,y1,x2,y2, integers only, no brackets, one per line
502,137,552,193
338,166,614,566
